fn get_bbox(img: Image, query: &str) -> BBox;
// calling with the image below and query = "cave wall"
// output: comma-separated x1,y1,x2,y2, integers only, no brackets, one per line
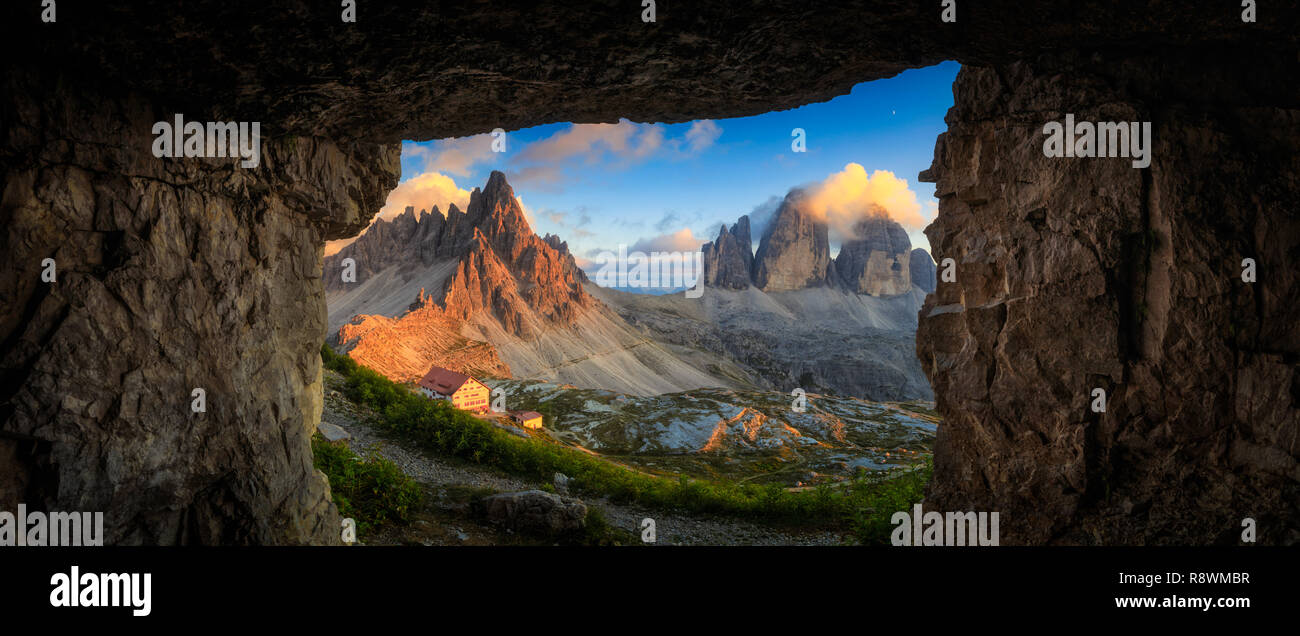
0,72,398,544
919,52,1300,544
2,1,1297,544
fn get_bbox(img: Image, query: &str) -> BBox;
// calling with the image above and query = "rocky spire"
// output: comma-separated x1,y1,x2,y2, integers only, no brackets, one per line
701,214,755,289
752,189,833,292
834,213,913,296
326,171,592,338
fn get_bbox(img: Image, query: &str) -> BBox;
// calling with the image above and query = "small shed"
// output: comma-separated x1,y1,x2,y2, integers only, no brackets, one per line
508,410,544,429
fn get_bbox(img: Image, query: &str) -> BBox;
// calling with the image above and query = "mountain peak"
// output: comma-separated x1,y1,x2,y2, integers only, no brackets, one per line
484,169,510,191
325,171,592,338
752,192,832,292
702,215,755,290
834,215,913,295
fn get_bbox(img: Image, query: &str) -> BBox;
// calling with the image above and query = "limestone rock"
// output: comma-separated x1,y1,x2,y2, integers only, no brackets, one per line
835,215,913,296
917,58,1300,545
0,73,395,545
552,472,571,495
326,172,593,382
702,216,755,289
479,490,587,534
753,190,833,292
317,422,352,443
325,206,447,292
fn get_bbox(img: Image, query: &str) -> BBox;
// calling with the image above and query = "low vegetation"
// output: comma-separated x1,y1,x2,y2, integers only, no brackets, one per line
311,433,424,538
320,344,930,543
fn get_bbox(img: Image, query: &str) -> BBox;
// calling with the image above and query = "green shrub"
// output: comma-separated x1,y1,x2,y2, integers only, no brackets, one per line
311,433,424,537
848,460,933,545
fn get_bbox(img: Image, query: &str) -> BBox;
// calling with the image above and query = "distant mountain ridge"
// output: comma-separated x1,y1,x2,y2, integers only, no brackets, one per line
327,171,591,338
323,172,739,394
702,187,935,295
324,171,934,400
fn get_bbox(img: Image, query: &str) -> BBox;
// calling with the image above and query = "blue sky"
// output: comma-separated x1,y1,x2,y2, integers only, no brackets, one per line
328,61,959,261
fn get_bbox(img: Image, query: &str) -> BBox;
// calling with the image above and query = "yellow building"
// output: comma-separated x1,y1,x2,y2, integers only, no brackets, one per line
417,366,491,413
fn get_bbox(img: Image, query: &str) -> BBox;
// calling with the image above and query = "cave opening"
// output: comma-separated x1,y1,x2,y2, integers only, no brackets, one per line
316,63,960,488
4,2,1296,546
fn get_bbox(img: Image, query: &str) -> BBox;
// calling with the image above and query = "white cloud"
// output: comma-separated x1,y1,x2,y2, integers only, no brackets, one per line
684,120,722,153
508,119,721,188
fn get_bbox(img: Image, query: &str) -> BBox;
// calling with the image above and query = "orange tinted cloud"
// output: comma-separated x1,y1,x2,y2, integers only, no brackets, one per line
629,227,709,253
515,119,662,165
805,163,929,239
407,135,496,177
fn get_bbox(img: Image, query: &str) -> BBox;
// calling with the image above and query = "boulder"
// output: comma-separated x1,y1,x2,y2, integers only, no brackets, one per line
480,490,587,534
552,472,571,495
317,422,352,443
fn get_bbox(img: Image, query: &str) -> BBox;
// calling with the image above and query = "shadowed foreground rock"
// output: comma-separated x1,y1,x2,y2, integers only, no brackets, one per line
919,54,1299,545
479,490,587,534
1,1,1296,544
0,74,398,544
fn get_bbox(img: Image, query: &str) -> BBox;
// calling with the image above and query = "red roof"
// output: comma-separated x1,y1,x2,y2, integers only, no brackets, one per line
417,366,476,394
509,410,543,420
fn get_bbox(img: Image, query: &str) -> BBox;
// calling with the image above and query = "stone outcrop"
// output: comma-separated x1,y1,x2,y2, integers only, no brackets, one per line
707,193,920,297
325,173,591,383
326,206,447,291
334,302,513,384
4,1,1297,545
478,490,587,534
909,248,937,294
541,233,589,283
327,171,593,341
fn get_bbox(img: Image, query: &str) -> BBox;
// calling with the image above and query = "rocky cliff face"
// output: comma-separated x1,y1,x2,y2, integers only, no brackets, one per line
836,215,914,296
334,299,513,384
706,193,920,298
0,71,397,545
327,171,593,341
327,206,447,287
701,216,755,290
919,55,1300,545
752,190,835,292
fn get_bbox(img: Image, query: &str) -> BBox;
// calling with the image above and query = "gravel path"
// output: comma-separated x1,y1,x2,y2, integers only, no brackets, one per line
322,379,848,546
